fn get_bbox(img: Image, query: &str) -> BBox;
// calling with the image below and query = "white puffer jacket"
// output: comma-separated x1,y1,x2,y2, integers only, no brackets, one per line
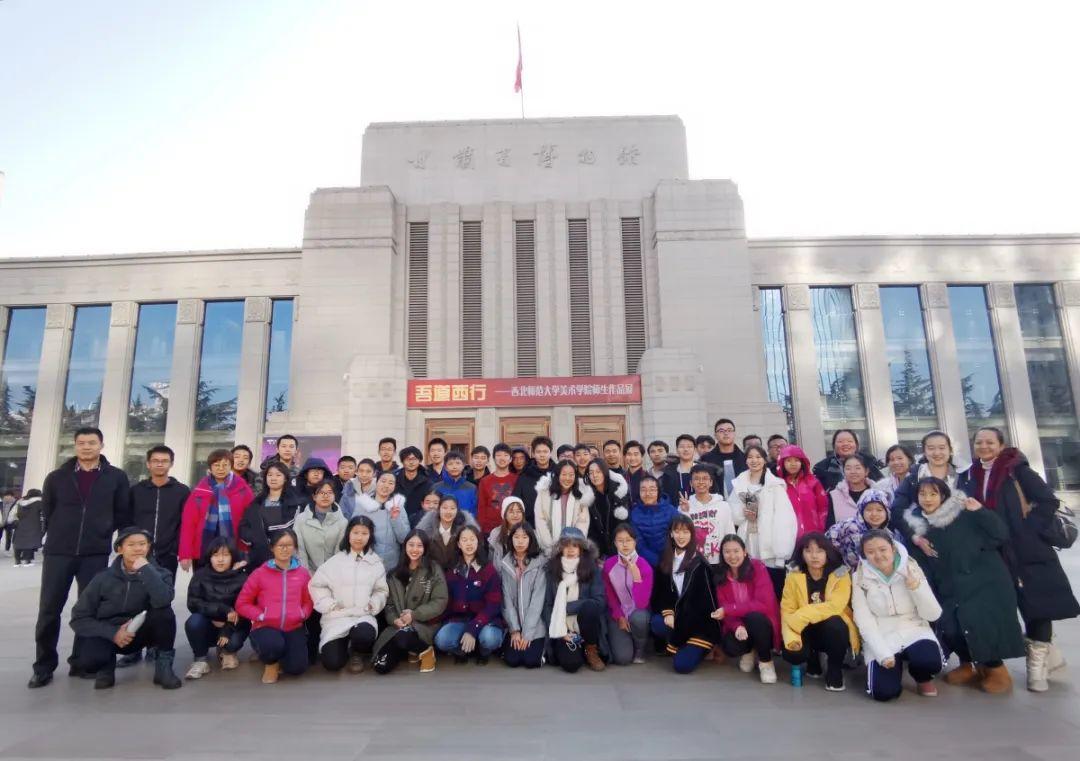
308,550,389,649
851,542,943,666
533,474,594,553
729,469,797,568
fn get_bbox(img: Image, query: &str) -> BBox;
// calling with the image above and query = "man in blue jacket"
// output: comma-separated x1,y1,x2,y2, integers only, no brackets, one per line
433,451,478,518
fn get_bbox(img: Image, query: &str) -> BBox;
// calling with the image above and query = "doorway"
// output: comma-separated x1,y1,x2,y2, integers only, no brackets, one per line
574,415,626,450
424,418,475,455
500,417,551,451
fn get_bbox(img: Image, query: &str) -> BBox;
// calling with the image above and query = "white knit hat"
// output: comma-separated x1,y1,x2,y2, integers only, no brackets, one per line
501,496,525,518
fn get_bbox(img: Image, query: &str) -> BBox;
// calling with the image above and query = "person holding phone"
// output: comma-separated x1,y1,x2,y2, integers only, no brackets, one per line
602,523,653,665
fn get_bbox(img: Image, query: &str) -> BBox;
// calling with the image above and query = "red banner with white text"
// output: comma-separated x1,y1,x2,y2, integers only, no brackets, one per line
407,375,641,409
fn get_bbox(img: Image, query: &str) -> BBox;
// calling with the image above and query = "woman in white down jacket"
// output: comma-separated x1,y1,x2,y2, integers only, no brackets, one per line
308,515,390,674
534,461,594,553
729,445,797,601
852,529,943,701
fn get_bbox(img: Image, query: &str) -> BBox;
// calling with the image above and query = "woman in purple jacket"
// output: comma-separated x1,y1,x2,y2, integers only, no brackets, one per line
603,523,654,665
433,525,505,664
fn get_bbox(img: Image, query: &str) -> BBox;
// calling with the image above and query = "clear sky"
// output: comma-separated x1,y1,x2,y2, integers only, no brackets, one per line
2,0,1079,258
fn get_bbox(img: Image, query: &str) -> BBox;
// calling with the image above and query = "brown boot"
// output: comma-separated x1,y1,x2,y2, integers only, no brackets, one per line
980,664,1013,694
418,646,436,674
261,662,280,685
584,644,606,672
944,662,980,686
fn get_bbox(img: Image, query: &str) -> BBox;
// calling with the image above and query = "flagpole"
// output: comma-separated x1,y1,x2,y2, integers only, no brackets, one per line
520,87,525,119
516,23,525,119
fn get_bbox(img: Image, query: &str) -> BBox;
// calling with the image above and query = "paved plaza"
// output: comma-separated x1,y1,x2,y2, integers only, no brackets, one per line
1,552,1079,761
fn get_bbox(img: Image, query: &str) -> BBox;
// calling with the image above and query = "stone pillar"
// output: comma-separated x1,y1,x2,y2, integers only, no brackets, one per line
920,283,970,462
164,299,205,486
852,284,898,457
233,297,272,451
986,282,1044,474
1054,282,1080,426
97,302,140,465
0,306,10,372
638,347,707,445
24,304,75,489
343,354,408,458
783,285,827,462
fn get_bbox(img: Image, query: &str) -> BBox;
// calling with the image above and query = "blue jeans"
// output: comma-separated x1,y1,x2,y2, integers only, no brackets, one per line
650,612,709,674
184,613,249,659
434,621,505,656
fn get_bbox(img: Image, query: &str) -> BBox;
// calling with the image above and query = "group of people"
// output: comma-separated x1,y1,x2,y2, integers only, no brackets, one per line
23,419,1078,703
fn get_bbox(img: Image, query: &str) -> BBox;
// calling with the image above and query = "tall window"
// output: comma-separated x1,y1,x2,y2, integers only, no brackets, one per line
0,307,46,492
406,222,430,378
265,299,294,421
567,218,592,376
811,287,868,451
1015,285,1079,491
56,305,111,464
622,217,647,374
948,286,1008,446
192,301,243,483
759,288,796,442
880,287,938,451
123,303,177,481
460,221,483,378
514,220,538,377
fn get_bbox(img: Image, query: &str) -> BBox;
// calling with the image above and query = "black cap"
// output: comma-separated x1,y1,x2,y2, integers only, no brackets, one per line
114,526,153,551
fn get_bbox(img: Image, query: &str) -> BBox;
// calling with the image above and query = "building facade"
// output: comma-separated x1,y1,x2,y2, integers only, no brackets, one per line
1,116,1078,498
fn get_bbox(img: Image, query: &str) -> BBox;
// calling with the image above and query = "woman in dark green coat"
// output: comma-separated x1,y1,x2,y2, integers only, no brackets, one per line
372,529,448,675
903,477,1024,695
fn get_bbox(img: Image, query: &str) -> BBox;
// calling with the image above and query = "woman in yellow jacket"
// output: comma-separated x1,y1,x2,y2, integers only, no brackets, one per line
781,531,860,691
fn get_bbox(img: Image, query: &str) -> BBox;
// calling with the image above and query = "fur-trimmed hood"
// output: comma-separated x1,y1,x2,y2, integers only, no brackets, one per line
535,473,596,509
903,493,965,537
415,506,479,537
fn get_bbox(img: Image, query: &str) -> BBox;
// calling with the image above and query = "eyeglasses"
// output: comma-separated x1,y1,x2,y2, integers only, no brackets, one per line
716,428,735,434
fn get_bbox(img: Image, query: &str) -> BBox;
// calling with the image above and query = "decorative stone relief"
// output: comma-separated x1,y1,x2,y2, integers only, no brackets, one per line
533,144,557,168
45,303,75,329
176,299,204,325
921,282,949,309
495,148,512,167
577,149,596,165
784,284,811,311
453,147,475,169
407,150,430,170
989,282,1016,309
109,301,138,328
617,145,640,166
855,283,880,310
1058,281,1080,307
244,297,271,323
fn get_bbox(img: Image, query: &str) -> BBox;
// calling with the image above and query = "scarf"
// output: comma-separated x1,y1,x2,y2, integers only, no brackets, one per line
967,449,1020,511
202,476,234,550
548,556,581,638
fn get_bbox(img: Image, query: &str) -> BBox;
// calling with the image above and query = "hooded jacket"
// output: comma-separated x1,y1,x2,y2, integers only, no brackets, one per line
296,457,332,497
812,451,884,492
534,474,594,553
586,471,630,557
308,549,389,649
351,492,411,570
511,460,555,525
715,558,782,650
130,477,191,559
851,541,942,666
42,455,132,557
775,445,829,539
294,504,348,573
730,469,797,569
373,562,449,655
825,489,904,572
12,495,44,551
235,557,313,633
498,553,548,642
70,556,174,640
629,496,679,568
433,471,479,518
417,508,480,568
178,473,254,562
780,566,860,654
238,487,307,567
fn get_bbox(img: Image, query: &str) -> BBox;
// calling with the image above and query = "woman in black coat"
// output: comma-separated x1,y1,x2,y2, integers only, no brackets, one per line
12,489,44,566
184,537,250,678
811,429,883,492
584,459,630,557
957,427,1079,693
238,462,307,567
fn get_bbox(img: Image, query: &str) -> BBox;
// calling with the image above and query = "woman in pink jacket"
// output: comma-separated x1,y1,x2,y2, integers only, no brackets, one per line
776,445,828,539
179,449,254,571
713,534,781,684
602,523,654,665
235,529,313,684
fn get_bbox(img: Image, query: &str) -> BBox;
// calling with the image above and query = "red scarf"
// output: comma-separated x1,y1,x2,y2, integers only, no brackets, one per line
967,448,1022,510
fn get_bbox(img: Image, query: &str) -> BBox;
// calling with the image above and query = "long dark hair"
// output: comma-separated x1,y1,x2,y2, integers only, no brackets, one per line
715,534,754,586
393,528,433,584
339,515,377,553
451,524,489,570
549,461,583,499
546,533,597,585
585,458,610,494
659,513,698,576
437,495,468,532
789,532,843,576
260,462,293,499
506,521,541,561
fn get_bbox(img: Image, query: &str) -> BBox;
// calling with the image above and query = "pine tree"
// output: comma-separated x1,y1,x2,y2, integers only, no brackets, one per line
892,349,935,417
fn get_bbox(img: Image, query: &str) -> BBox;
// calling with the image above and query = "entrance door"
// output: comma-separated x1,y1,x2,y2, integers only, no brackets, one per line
574,415,626,450
500,417,550,452
424,418,474,456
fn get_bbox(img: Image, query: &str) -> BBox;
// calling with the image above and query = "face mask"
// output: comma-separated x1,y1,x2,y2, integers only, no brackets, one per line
561,557,580,575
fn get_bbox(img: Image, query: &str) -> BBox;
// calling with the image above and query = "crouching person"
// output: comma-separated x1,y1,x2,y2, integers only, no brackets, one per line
69,527,181,690
184,537,250,679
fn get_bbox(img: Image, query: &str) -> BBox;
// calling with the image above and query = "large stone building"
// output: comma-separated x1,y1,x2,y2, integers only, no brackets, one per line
1,116,1078,499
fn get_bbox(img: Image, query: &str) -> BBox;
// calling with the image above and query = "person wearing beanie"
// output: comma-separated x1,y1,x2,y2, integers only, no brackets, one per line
826,488,903,572
487,496,526,564
542,528,608,672
68,527,181,690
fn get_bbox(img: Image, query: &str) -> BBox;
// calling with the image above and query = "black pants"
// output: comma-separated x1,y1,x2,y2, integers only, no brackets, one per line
250,627,308,675
766,567,786,604
719,611,774,662
782,615,849,680
154,552,178,579
504,637,546,669
14,549,35,563
866,639,943,701
550,599,603,673
305,610,322,664
1025,617,1052,643
939,608,1004,668
2,525,14,551
74,607,177,674
33,553,110,676
184,613,250,658
373,628,428,675
320,623,377,671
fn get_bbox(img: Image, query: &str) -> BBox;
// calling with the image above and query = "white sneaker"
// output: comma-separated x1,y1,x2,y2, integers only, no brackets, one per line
739,653,756,673
185,660,211,680
758,660,777,684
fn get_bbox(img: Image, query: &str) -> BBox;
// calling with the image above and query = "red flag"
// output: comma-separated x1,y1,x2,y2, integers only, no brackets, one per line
514,25,523,93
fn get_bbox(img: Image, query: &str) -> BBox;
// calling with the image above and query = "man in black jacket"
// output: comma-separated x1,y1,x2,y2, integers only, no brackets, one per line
69,527,180,690
121,444,189,668
29,427,132,689
511,436,556,525
394,446,430,527
700,418,748,497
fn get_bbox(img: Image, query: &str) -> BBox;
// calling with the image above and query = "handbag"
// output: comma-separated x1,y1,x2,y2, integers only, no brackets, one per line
1014,481,1078,550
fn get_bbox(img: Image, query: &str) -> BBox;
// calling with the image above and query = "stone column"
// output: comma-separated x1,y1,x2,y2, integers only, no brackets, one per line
23,304,75,489
0,306,10,373
233,297,272,452
164,299,205,485
986,282,1044,473
638,347,707,445
97,301,140,466
1054,281,1080,425
852,284,898,456
920,283,970,460
783,285,827,462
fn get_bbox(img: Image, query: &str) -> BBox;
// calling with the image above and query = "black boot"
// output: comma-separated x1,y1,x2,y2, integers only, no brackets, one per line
94,659,116,690
152,649,182,690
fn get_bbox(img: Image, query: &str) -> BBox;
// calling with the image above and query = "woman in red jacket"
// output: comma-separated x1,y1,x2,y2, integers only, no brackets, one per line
713,534,781,684
235,529,313,684
179,449,254,571
776,445,828,539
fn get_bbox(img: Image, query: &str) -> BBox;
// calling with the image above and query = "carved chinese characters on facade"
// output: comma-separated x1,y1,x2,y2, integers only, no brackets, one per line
402,144,642,169
453,147,475,170
533,144,557,168
408,150,430,170
577,149,596,165
617,145,641,166
495,148,512,167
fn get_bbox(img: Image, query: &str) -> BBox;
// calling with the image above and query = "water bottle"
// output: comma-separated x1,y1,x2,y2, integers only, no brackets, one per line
790,664,803,687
